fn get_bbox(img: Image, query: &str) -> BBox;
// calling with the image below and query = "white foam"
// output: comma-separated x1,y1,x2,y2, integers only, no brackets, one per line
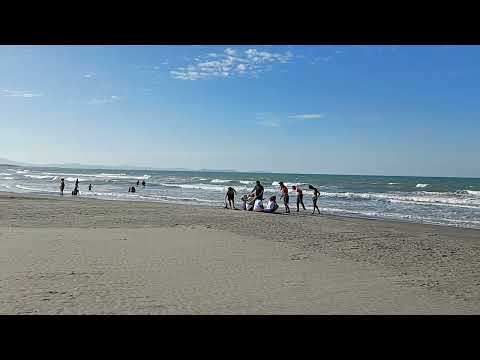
65,177,89,182
239,180,255,185
23,174,56,180
0,172,12,176
416,183,429,188
211,179,232,183
388,182,399,185
466,190,480,196
15,184,58,193
1,177,14,180
42,171,150,180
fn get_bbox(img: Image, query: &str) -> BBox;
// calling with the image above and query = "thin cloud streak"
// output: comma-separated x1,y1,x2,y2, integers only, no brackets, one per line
289,114,325,120
1,89,43,98
86,95,120,105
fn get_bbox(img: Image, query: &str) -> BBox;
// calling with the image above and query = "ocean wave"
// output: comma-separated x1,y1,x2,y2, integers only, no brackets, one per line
388,182,399,185
319,191,480,208
158,182,250,192
271,181,310,187
211,179,232,183
65,177,89,182
80,191,221,205
465,190,480,196
0,172,12,176
1,177,14,180
416,183,429,188
23,174,57,180
239,180,255,185
15,184,58,193
42,171,150,180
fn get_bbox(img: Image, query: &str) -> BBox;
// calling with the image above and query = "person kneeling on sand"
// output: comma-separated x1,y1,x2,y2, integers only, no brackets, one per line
264,196,279,213
240,194,248,210
244,194,256,211
253,198,264,212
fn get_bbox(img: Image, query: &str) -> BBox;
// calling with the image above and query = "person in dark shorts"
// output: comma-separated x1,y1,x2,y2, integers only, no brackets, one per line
251,181,264,201
136,180,140,186
75,178,79,187
309,185,321,215
131,186,136,193
141,180,146,186
60,178,65,196
225,187,237,209
88,184,92,191
279,181,290,213
292,185,306,212
72,183,79,196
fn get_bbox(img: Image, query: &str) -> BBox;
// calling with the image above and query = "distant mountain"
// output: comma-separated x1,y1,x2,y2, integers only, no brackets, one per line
0,158,22,166
0,158,243,173
198,169,238,173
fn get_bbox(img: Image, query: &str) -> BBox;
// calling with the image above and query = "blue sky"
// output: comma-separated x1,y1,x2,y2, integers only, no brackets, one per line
1,45,479,177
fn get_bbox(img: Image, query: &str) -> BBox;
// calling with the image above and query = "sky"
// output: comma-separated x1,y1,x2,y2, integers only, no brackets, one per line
0,45,479,177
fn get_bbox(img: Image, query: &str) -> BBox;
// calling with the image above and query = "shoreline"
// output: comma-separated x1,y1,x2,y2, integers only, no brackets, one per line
1,190,478,231
1,191,480,314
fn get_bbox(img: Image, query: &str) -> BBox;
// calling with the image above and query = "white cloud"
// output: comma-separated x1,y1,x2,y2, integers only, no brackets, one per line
256,120,280,127
170,47,294,80
256,112,280,127
224,48,237,56
83,73,95,79
289,114,325,120
86,95,121,105
1,90,43,98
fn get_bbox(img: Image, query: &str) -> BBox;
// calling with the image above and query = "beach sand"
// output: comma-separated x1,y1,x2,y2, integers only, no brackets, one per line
1,192,479,314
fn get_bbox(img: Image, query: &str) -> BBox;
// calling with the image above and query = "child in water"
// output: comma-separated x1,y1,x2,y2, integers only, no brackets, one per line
225,187,237,209
309,185,320,215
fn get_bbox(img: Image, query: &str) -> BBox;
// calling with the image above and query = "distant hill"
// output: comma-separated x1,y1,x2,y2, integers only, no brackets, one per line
0,158,22,166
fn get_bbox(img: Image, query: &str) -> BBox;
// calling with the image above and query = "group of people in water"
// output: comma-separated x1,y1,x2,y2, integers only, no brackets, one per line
59,178,94,196
60,178,106,196
128,179,146,193
60,177,147,196
225,180,321,215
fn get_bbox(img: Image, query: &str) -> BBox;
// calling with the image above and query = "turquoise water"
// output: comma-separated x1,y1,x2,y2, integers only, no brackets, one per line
1,164,479,229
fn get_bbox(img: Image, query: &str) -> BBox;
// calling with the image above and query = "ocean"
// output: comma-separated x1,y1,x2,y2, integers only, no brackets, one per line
1,164,479,229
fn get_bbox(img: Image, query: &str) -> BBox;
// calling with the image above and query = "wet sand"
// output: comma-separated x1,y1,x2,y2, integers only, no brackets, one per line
1,191,479,314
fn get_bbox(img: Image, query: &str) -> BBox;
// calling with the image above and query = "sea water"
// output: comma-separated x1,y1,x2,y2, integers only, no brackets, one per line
1,164,479,229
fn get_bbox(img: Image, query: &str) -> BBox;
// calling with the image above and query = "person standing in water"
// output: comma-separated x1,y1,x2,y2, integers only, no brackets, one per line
60,178,65,196
142,180,146,186
225,187,237,209
75,178,79,187
88,184,92,191
136,180,140,186
292,185,306,212
279,182,290,213
309,185,321,215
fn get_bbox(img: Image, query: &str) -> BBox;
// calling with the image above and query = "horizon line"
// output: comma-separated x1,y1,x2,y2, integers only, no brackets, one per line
1,159,479,180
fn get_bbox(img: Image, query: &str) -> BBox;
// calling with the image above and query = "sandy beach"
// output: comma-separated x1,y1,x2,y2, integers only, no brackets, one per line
1,191,479,314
